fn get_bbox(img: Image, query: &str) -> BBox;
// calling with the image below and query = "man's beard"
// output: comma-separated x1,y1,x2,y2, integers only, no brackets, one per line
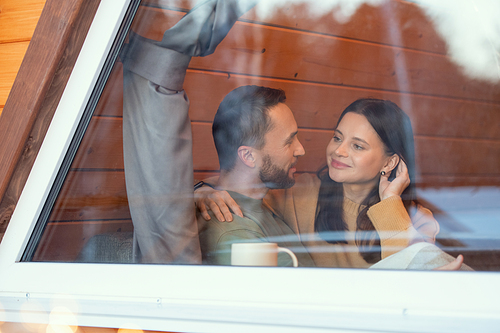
259,154,296,189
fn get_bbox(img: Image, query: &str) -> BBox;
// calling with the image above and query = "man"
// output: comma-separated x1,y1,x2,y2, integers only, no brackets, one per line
197,85,315,267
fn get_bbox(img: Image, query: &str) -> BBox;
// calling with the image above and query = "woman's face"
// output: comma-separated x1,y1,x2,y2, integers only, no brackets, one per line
326,112,393,187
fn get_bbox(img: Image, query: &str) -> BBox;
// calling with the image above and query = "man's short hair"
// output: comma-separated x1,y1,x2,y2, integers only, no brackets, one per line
212,85,286,171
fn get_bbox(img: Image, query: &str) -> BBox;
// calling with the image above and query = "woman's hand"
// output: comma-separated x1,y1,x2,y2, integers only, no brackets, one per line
379,160,411,201
194,186,243,222
434,255,464,271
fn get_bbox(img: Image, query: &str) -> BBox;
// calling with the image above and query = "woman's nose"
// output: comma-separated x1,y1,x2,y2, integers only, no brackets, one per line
335,142,347,157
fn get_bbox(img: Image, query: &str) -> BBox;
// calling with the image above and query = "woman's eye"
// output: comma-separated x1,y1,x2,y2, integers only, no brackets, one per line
353,144,364,150
333,135,341,142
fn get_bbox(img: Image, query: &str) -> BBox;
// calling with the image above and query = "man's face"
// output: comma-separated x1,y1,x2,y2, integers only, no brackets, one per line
257,103,305,189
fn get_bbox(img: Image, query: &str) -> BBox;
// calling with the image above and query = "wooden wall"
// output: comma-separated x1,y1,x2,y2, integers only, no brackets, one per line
26,0,500,265
0,0,101,244
0,0,45,117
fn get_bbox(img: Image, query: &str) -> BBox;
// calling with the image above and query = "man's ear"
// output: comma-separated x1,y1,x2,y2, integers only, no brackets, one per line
382,154,400,174
237,146,256,168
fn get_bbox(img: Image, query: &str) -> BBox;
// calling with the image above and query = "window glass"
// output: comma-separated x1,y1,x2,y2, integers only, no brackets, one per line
25,0,500,271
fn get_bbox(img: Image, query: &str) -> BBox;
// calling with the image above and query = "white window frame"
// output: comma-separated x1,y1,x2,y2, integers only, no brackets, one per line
0,1,499,332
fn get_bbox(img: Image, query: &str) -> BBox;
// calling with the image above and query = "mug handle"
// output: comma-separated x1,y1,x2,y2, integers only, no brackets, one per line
278,247,298,267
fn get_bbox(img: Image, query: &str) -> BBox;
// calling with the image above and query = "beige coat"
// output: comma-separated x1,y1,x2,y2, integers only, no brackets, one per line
264,173,439,268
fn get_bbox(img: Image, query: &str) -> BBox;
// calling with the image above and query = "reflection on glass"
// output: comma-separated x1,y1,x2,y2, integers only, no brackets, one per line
30,0,499,271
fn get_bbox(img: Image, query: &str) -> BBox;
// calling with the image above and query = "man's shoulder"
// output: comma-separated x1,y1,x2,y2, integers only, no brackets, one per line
197,211,265,239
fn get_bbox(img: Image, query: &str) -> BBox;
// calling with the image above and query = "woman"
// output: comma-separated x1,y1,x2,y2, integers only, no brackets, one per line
196,98,439,268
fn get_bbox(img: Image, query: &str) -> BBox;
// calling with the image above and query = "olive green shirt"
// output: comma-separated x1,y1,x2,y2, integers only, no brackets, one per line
198,191,315,267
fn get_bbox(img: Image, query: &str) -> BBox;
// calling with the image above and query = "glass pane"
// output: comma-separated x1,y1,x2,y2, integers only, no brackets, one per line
27,0,500,270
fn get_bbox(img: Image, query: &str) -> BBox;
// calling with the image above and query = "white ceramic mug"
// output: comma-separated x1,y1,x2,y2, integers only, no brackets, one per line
231,242,298,267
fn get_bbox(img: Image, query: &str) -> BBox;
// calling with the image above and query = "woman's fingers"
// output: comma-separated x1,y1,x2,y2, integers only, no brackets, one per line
193,185,243,222
196,189,242,222
434,255,464,271
194,187,213,221
400,161,410,189
398,159,406,173
398,160,409,182
220,191,244,218
379,160,410,200
211,192,235,222
198,202,212,221
209,202,226,222
194,187,216,220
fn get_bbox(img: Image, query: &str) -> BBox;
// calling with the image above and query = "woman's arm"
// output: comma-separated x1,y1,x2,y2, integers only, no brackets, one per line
370,160,438,258
193,174,306,225
368,196,439,259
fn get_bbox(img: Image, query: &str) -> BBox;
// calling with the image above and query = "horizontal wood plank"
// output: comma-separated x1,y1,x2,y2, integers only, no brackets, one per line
183,70,500,140
32,220,133,262
0,41,30,105
417,137,500,175
417,175,500,188
193,171,219,182
0,0,45,43
138,0,447,54
0,0,45,14
49,170,130,222
71,116,124,170
242,0,447,54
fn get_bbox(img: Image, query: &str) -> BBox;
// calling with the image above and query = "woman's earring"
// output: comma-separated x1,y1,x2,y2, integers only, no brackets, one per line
380,171,386,176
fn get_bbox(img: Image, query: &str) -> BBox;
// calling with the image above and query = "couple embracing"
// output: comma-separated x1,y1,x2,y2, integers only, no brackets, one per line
195,85,470,271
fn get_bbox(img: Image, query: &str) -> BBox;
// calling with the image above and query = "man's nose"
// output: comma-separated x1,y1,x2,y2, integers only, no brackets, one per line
295,140,306,157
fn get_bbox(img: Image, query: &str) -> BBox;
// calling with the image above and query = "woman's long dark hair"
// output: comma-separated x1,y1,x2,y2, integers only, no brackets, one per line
315,98,417,263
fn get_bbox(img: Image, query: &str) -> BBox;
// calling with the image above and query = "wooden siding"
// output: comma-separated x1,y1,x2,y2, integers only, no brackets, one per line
0,0,101,242
8,0,500,266
0,0,45,115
